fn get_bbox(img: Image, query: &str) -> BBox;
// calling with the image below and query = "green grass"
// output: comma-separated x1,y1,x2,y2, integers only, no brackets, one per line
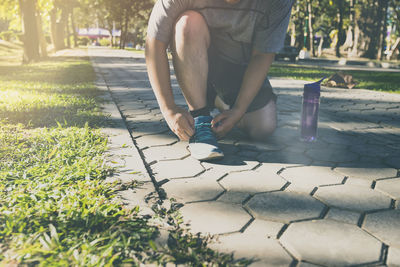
124,47,145,54
0,47,250,266
270,63,400,93
0,57,105,128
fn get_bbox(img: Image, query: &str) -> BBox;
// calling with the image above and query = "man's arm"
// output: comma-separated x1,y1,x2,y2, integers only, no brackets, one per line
145,37,194,140
212,50,275,137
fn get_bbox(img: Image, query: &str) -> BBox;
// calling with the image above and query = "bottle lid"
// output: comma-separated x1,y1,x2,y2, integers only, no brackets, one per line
304,77,325,96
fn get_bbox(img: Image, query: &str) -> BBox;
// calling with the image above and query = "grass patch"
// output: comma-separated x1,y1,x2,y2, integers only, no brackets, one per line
0,124,154,265
0,57,106,128
270,63,400,93
0,41,23,62
0,46,249,265
124,47,145,54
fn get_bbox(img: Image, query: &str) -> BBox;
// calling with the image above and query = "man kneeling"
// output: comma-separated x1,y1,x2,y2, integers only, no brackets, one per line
145,0,293,161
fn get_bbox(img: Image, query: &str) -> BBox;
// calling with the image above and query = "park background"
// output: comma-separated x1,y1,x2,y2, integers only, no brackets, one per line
0,0,399,62
0,0,400,266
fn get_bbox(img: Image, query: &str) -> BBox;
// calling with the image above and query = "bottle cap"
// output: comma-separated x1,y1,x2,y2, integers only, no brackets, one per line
304,77,326,96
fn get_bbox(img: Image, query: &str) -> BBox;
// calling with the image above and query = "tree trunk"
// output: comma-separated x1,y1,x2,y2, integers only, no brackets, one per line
50,7,66,51
317,36,324,57
307,0,314,56
64,8,71,48
119,17,123,49
123,10,129,49
365,0,383,58
336,0,344,57
346,0,355,57
351,0,360,57
19,0,40,63
70,9,78,47
50,8,57,50
352,23,361,56
35,7,47,58
290,21,296,46
377,0,389,59
387,37,400,60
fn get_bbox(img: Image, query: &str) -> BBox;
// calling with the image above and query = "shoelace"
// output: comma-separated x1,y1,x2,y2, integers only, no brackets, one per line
193,122,216,144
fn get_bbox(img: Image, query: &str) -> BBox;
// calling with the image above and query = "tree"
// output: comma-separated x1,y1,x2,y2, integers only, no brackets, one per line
307,0,315,56
19,0,40,62
336,0,345,57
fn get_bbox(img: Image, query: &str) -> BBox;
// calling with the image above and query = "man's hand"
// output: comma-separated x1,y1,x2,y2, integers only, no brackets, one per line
212,108,244,138
163,106,195,141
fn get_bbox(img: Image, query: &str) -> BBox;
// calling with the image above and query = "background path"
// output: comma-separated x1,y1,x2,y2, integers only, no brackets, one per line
89,47,400,266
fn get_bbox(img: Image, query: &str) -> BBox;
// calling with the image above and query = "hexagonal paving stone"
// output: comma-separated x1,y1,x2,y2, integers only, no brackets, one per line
202,155,259,174
193,167,227,181
314,185,392,212
217,191,250,205
162,177,224,203
210,232,293,267
123,108,151,117
180,202,251,235
247,192,325,223
151,157,204,181
305,147,359,163
280,220,382,266
135,132,178,149
364,210,400,247
388,246,400,266
296,262,321,267
128,121,169,137
280,166,345,192
386,156,400,169
219,170,286,194
272,125,300,144
143,142,189,161
325,208,360,225
257,150,312,165
126,113,162,123
256,163,299,174
320,131,367,146
235,140,285,152
350,144,394,158
376,178,400,199
244,219,285,239
334,167,397,182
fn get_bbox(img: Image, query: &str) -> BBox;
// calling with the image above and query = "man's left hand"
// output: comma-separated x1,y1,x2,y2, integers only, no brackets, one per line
212,108,244,138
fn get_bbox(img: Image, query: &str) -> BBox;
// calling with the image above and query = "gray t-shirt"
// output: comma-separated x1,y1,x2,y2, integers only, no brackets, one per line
147,0,294,64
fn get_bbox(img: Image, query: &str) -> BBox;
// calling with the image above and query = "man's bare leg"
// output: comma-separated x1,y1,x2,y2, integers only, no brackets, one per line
172,11,223,161
172,11,210,111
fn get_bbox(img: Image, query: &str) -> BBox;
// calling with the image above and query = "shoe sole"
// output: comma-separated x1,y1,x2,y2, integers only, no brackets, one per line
189,143,224,161
193,151,224,161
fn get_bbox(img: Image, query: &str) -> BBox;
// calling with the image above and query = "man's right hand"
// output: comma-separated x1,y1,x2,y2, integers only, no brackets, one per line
162,106,195,141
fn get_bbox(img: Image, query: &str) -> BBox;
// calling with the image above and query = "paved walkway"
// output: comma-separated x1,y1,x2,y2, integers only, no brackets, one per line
89,47,400,266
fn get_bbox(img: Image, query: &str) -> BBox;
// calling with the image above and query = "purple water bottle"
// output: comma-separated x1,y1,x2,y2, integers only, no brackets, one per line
301,78,325,142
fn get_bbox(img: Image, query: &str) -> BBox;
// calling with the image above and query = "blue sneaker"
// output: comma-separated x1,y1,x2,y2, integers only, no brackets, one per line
189,116,224,161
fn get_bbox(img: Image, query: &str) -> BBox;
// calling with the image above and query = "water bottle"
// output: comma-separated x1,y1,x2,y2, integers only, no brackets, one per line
300,78,325,142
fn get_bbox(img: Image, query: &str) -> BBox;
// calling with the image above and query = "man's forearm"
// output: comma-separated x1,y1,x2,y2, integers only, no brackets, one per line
233,52,275,114
145,37,176,111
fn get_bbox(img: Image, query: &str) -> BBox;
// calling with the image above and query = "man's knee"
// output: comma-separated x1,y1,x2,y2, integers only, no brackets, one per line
174,11,210,46
240,100,277,142
247,120,277,141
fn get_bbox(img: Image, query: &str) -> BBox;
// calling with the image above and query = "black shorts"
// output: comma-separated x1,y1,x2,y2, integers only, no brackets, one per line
207,46,277,113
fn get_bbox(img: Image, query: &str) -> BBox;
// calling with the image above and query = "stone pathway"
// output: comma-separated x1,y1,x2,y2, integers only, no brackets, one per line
89,47,400,266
